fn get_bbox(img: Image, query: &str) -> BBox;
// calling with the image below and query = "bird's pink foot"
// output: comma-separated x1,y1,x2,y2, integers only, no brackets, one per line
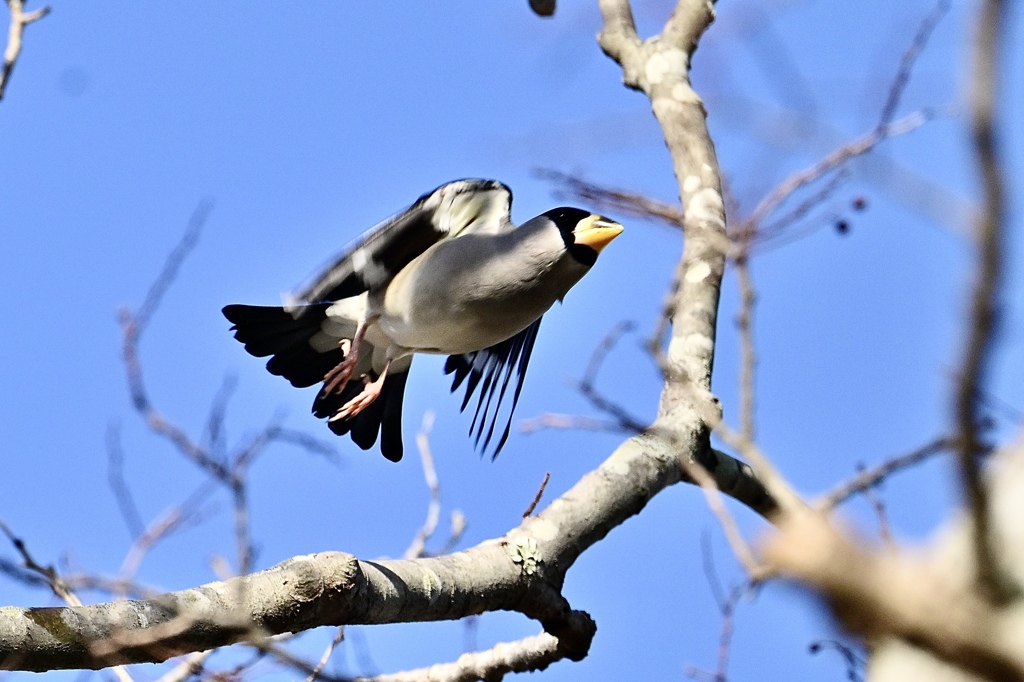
322,339,356,395
323,359,356,395
329,373,386,420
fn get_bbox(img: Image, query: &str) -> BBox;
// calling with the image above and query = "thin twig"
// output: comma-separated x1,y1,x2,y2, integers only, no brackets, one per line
738,109,936,235
686,536,747,682
860,485,894,547
647,268,681,364
818,436,954,509
304,627,345,682
0,520,136,682
750,170,850,252
405,412,442,559
59,573,159,600
0,519,81,606
877,0,950,128
518,413,628,434
436,511,467,557
537,168,683,230
267,428,339,462
1,0,50,101
152,650,213,682
521,320,649,436
120,202,228,480
106,422,145,539
541,107,940,257
522,472,551,518
231,477,253,576
117,483,219,590
674,450,761,577
576,322,650,432
133,200,213,335
203,374,238,459
582,321,635,387
808,640,865,682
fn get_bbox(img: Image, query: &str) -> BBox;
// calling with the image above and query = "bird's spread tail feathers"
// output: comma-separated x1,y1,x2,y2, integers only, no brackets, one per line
223,304,339,388
223,303,408,462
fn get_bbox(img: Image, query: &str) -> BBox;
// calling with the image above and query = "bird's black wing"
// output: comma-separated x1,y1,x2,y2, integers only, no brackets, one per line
443,317,541,459
295,179,512,305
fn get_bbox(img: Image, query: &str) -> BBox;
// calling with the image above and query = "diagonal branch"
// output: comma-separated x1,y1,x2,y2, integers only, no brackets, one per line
818,437,955,510
1,0,50,101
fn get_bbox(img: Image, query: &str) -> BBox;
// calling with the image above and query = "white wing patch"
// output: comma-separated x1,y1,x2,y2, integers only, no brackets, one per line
429,181,511,238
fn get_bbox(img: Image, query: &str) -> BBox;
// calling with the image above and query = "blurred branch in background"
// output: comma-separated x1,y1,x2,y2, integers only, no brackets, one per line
955,0,1013,606
763,1,1024,677
405,412,467,560
116,200,337,578
685,534,754,682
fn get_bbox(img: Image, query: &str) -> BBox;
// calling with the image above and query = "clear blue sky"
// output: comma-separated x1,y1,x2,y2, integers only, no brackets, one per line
1,1,1021,680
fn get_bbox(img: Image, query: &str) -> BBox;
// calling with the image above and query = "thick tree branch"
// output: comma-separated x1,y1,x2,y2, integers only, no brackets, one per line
0,427,697,672
598,0,788,513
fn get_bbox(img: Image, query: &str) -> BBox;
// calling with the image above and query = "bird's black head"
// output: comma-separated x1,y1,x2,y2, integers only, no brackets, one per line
543,207,623,266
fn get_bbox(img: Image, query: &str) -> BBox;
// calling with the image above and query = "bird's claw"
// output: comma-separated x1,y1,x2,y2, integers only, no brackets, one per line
322,338,357,395
323,359,356,395
329,375,383,420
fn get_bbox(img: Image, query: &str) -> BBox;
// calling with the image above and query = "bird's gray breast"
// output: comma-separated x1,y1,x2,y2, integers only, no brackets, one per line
377,229,589,355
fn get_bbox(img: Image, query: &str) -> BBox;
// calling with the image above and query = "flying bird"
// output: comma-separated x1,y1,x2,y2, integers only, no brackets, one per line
223,179,622,462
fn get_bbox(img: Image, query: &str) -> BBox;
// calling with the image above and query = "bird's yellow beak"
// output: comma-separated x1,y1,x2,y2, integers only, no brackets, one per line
573,215,623,253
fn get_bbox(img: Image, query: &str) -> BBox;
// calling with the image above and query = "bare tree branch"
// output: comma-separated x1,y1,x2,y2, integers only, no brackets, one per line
304,628,344,682
106,422,146,540
0,0,50,101
405,412,443,560
359,629,588,682
153,650,213,682
762,510,1024,682
522,472,551,518
685,537,748,682
0,521,137,682
536,169,683,230
0,546,598,671
877,0,950,128
955,0,1014,605
0,519,81,607
818,436,955,510
737,109,937,237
